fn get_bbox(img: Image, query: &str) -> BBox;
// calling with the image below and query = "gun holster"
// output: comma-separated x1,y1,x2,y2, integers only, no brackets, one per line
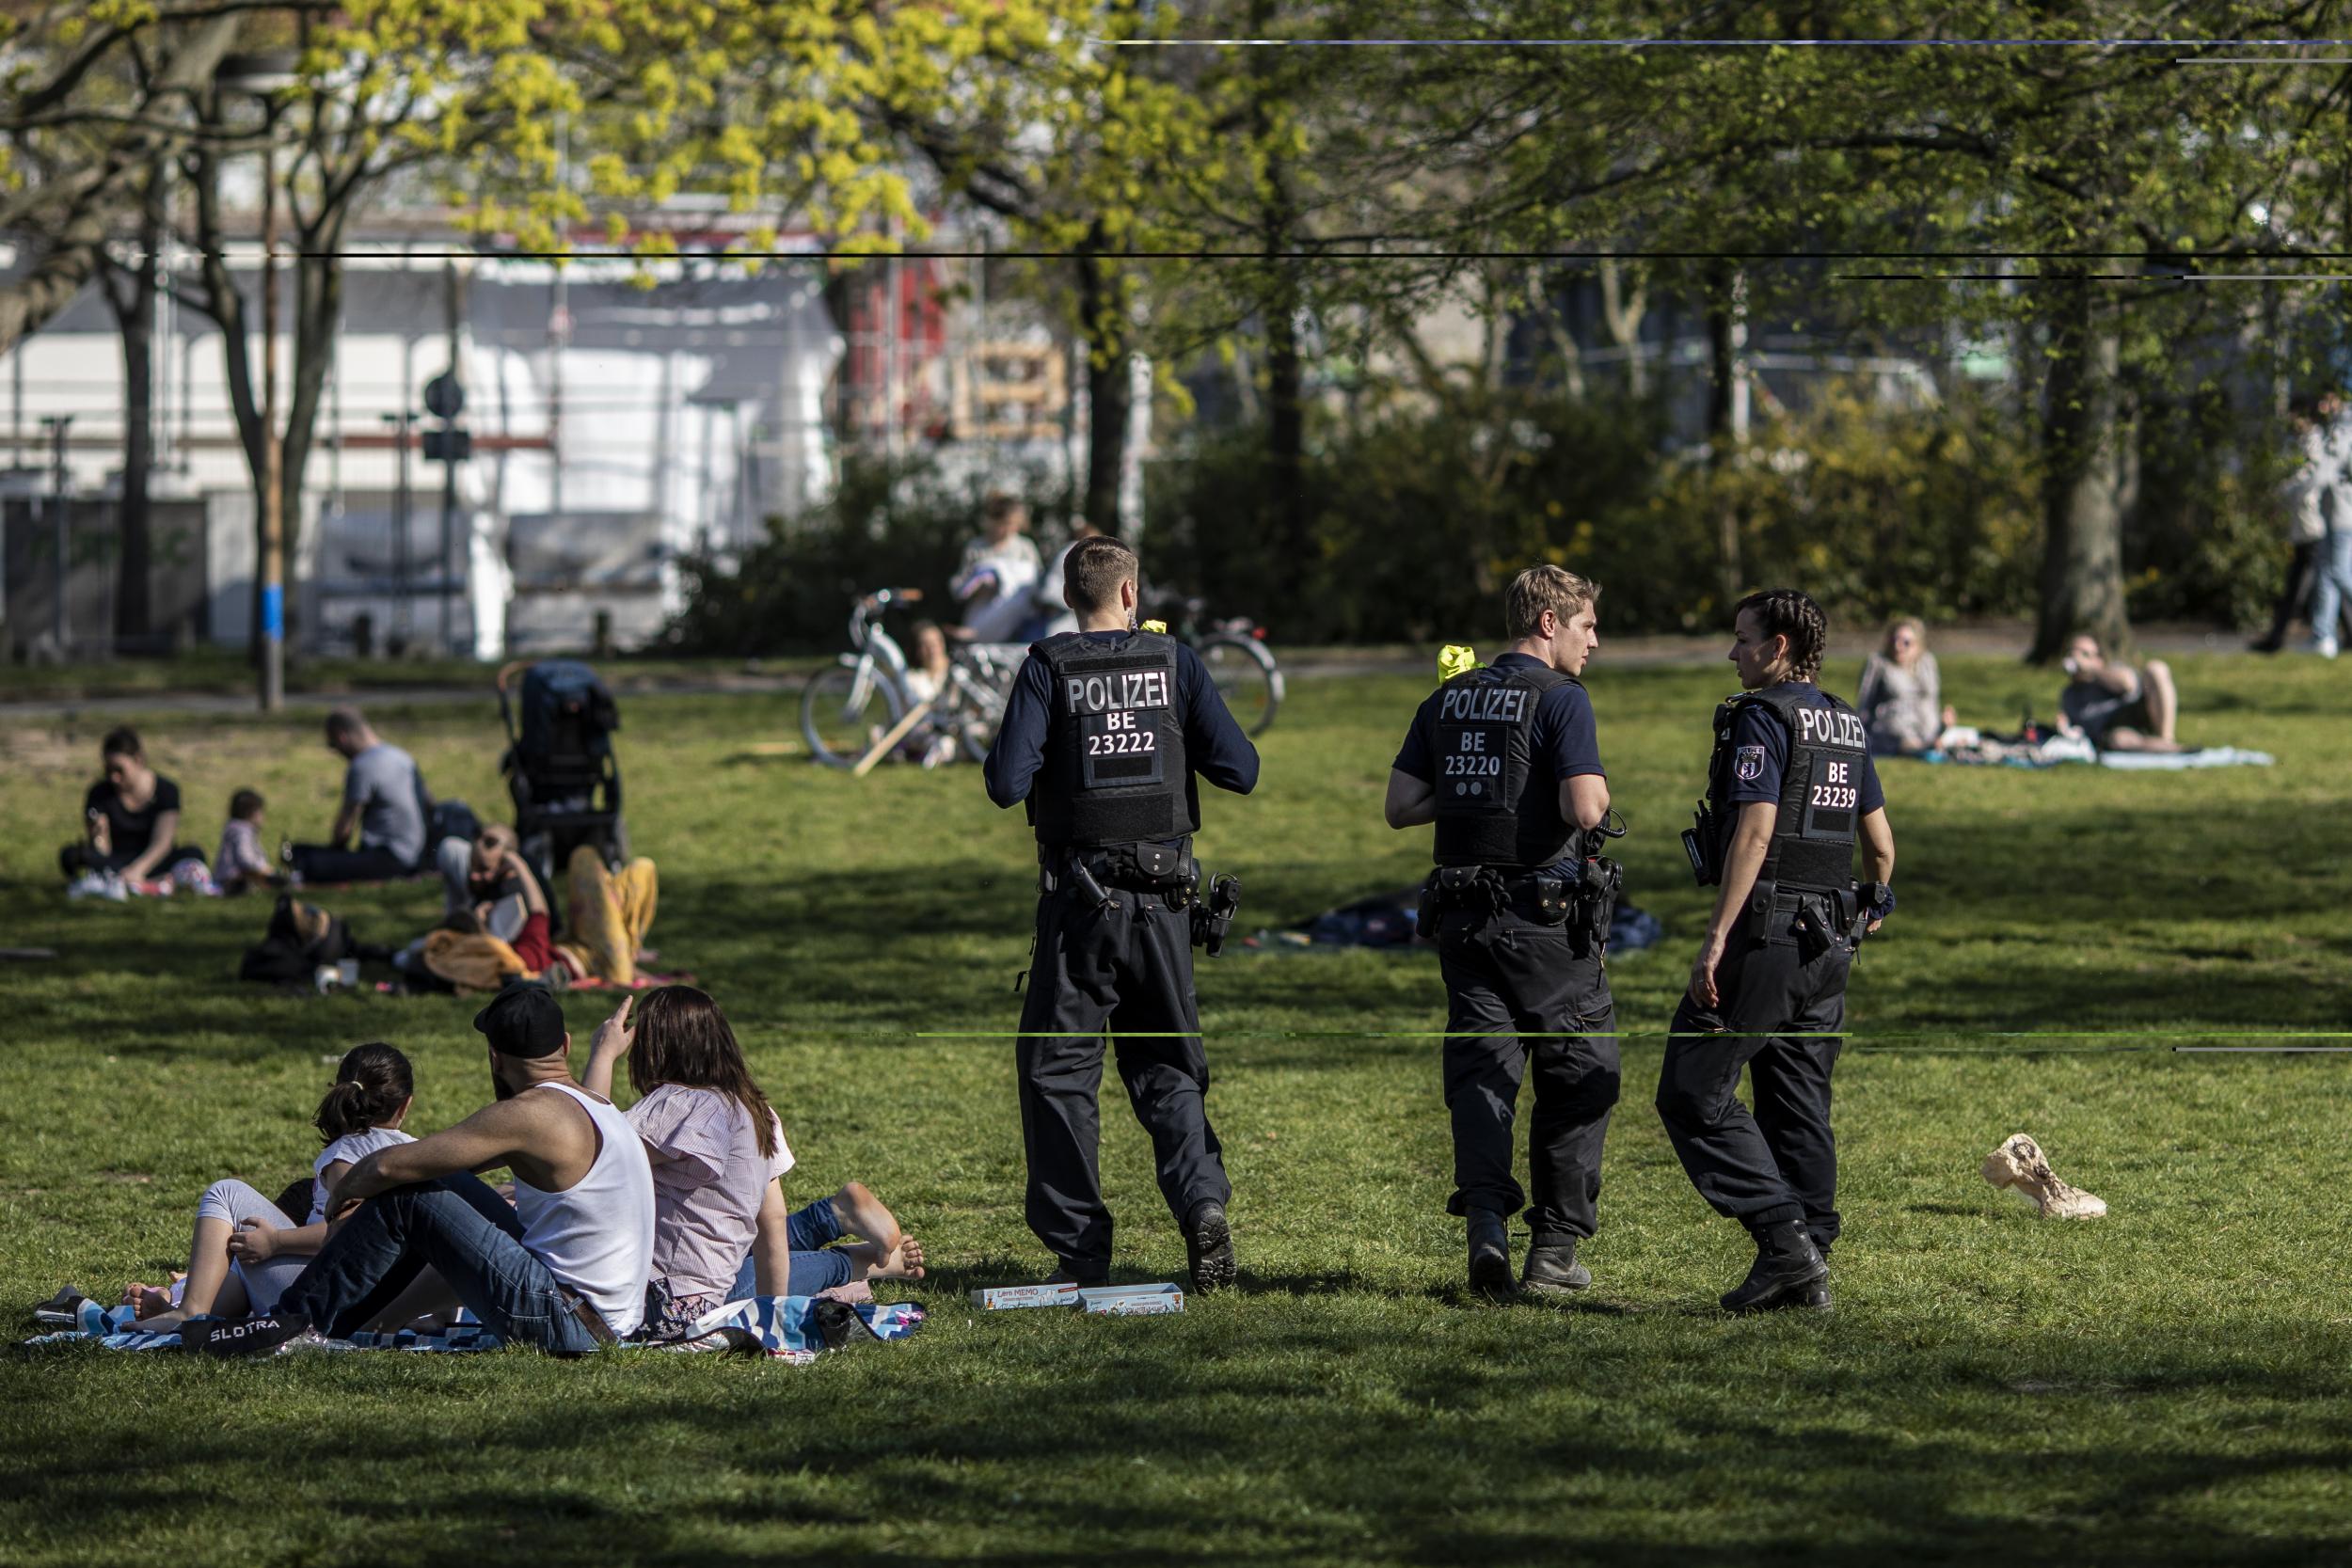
1682,802,1719,886
1572,857,1624,955
1191,873,1242,956
1790,894,1837,964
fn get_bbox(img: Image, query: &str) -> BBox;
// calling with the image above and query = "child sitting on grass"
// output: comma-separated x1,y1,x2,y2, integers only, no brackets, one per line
119,1043,419,1328
582,988,925,1340
213,788,280,895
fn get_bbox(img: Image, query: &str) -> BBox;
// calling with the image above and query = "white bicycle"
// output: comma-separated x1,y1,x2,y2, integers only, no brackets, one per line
799,588,1024,769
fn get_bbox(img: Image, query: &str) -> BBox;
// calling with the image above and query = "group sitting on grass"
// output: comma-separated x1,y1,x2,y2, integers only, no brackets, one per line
1852,620,2195,761
67,984,925,1356
61,708,435,902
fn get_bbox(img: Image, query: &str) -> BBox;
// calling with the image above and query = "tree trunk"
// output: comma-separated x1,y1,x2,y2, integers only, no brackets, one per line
185,125,279,657
1706,265,1743,605
2031,279,2130,661
1264,277,1308,585
278,215,347,659
1599,258,1647,398
103,166,167,652
1073,242,1128,532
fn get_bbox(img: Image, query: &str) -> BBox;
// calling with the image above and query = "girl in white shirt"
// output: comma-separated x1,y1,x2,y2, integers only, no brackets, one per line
122,1043,419,1324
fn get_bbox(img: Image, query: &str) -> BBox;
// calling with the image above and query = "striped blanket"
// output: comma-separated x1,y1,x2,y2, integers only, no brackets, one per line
24,1294,924,1365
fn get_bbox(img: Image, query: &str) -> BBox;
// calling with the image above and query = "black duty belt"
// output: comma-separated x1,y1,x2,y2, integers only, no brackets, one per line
1042,843,1200,906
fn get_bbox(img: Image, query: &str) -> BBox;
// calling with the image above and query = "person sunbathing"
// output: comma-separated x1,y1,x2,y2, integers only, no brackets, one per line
580,988,924,1341
2056,634,2185,753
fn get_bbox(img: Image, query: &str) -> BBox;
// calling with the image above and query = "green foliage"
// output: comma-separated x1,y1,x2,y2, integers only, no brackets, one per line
1148,384,2051,642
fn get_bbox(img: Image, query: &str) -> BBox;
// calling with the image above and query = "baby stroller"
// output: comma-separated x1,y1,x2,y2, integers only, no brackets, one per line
497,658,628,898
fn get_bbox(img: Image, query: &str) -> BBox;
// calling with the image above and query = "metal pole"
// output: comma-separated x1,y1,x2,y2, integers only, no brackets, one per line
259,121,284,712
438,424,456,654
393,411,413,648
45,415,72,656
440,260,461,655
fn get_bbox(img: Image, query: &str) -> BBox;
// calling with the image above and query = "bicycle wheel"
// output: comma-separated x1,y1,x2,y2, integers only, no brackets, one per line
943,659,1014,766
1199,633,1282,736
800,661,906,769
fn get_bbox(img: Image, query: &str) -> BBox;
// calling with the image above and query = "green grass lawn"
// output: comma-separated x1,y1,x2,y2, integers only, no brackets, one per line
3,652,2349,1566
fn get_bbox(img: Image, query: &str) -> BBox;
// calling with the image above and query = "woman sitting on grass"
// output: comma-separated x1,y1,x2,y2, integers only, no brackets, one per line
1855,618,1962,757
120,1043,419,1328
59,726,210,896
583,987,925,1340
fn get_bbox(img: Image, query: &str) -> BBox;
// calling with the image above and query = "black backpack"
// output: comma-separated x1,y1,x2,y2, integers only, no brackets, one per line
239,895,358,987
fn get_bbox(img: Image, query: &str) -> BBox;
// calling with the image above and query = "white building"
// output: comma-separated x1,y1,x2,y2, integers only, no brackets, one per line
0,234,846,657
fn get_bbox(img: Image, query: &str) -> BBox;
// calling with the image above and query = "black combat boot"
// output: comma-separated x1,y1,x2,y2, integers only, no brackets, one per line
1466,1208,1513,1296
1183,1198,1236,1293
1520,1239,1592,1294
1720,1220,1828,1314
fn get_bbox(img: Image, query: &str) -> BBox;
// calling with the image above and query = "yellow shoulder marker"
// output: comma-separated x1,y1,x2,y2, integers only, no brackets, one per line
1438,643,1480,683
1141,620,1168,634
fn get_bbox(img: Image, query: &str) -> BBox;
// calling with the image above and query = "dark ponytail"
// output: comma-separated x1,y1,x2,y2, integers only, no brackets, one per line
314,1042,415,1143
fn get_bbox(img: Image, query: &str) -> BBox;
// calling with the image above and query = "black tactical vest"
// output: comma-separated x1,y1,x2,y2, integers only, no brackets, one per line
1027,630,1198,847
1429,661,1579,868
1705,683,1867,895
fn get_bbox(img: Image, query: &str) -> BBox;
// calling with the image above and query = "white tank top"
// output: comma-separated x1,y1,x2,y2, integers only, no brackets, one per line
512,1080,656,1337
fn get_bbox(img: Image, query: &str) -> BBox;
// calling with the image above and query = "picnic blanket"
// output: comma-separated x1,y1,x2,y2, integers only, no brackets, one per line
1921,735,2274,771
24,1293,923,1365
2092,745,2274,770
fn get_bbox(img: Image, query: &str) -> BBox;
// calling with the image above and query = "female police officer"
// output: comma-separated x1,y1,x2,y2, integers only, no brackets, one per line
982,534,1260,1292
1385,566,1620,1297
1661,589,1896,1314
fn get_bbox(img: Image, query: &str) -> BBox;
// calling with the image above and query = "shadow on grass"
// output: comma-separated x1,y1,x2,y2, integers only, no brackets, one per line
12,1321,2351,1565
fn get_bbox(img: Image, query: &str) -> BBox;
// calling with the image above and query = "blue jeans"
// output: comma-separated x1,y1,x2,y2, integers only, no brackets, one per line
2313,525,2352,646
727,1196,853,1299
277,1175,599,1354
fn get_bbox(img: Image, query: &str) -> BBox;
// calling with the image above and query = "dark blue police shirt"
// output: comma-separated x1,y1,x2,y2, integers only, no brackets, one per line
983,632,1261,823
1391,653,1606,784
1726,681,1885,814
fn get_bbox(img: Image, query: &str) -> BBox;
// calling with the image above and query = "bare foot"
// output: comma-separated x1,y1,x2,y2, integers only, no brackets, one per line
829,1181,902,1252
857,1236,927,1283
121,1282,176,1319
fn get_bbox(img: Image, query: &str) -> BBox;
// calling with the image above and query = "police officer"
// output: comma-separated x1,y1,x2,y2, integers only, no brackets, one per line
1385,565,1621,1296
982,535,1260,1291
1660,588,1897,1314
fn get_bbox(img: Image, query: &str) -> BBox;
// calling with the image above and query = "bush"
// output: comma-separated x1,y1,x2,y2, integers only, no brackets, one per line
1147,383,2047,643
667,383,2291,655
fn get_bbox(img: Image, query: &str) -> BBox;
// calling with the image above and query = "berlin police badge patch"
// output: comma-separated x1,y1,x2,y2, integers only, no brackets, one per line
1733,744,1766,783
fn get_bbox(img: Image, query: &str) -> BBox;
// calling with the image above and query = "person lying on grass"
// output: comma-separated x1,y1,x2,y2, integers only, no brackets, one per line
580,987,926,1342
2057,634,2185,753
403,825,562,991
119,1044,421,1330
189,986,655,1357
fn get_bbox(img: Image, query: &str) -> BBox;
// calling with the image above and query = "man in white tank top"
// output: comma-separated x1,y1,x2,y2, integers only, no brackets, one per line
191,987,655,1356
